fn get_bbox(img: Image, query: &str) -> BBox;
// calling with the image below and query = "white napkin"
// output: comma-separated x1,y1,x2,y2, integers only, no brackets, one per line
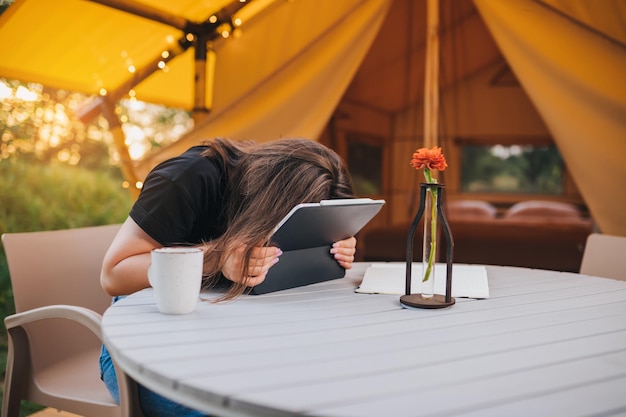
356,263,490,299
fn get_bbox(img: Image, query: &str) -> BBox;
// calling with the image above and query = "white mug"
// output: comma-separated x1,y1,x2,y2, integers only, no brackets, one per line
148,247,204,314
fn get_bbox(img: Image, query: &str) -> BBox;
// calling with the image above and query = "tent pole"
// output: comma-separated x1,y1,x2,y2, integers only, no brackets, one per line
423,0,439,150
100,99,141,199
193,35,212,124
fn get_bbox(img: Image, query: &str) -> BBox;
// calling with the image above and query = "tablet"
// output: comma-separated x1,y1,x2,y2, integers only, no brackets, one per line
249,198,385,294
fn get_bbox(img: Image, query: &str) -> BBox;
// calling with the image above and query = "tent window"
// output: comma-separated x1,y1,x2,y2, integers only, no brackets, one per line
460,143,564,194
345,133,384,197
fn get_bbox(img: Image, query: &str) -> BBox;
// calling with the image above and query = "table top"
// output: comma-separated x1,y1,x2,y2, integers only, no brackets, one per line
101,263,626,417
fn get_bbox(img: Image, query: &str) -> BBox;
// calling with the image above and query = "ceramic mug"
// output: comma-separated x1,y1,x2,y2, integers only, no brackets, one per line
148,247,204,314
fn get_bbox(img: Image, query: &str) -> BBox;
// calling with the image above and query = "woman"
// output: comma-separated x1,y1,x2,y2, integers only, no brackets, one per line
99,137,357,417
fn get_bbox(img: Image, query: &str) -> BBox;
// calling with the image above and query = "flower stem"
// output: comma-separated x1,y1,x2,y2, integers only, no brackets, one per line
423,187,437,282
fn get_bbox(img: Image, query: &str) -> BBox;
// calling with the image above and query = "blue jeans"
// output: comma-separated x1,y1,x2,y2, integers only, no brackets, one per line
99,297,207,417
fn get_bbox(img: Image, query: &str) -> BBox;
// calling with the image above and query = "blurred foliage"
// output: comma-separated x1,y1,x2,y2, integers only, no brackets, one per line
1,79,115,169
0,78,192,168
0,158,132,235
460,144,564,194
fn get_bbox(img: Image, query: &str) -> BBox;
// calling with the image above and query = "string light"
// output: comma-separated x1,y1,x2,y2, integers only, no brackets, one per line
217,23,231,38
99,88,107,96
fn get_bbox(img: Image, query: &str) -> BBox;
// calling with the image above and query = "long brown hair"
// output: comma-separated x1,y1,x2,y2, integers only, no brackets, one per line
201,137,354,300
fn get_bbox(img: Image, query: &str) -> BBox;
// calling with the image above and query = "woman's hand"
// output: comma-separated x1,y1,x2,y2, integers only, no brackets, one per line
221,245,282,287
330,236,357,269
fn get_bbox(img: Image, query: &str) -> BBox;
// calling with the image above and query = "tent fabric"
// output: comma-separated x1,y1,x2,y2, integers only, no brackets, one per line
0,0,200,106
474,0,626,236
136,0,392,178
0,0,389,132
0,0,391,180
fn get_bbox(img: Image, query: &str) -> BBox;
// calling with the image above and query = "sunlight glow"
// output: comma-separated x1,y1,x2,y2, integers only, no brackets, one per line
0,81,12,100
491,144,523,159
15,86,37,101
126,100,146,111
123,124,149,159
128,141,148,159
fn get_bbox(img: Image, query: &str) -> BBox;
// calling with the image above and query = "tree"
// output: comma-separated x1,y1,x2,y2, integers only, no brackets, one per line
0,79,116,172
0,78,193,178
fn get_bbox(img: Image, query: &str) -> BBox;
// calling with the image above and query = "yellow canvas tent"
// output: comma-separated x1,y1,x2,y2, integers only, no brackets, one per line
1,0,625,235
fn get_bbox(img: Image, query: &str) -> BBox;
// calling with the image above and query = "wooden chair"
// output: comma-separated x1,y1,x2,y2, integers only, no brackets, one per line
579,233,626,281
1,224,145,417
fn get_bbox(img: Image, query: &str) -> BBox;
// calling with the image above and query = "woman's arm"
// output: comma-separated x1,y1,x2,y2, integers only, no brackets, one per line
100,217,161,296
101,217,284,295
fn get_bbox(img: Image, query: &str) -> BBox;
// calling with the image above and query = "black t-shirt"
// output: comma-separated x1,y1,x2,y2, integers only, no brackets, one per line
130,146,228,246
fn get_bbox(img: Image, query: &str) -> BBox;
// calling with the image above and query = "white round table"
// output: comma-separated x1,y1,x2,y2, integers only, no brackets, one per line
102,263,626,417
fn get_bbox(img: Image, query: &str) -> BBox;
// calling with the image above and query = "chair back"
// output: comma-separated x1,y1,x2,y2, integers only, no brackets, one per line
1,224,126,417
5,224,120,314
3,224,121,364
579,233,626,281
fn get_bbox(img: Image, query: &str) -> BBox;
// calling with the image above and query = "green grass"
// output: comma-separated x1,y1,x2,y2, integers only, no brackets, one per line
0,159,133,416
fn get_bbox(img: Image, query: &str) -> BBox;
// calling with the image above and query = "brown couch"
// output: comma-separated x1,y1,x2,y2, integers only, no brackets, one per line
358,200,594,273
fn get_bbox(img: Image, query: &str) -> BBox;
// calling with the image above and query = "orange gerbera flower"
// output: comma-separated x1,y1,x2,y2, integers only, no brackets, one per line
410,146,448,173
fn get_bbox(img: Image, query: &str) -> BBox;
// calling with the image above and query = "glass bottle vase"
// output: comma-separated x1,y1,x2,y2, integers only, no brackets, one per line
421,185,438,299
